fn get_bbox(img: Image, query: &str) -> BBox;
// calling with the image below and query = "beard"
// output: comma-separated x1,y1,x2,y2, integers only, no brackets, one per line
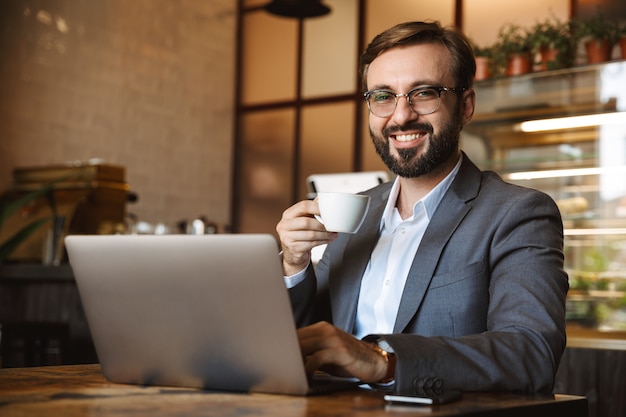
370,118,461,178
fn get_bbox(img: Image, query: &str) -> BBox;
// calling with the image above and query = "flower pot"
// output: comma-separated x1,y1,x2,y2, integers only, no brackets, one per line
584,39,612,64
506,53,532,76
475,56,491,81
620,37,626,60
538,47,559,71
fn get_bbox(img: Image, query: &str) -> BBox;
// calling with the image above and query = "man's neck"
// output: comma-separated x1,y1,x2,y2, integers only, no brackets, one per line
395,153,461,219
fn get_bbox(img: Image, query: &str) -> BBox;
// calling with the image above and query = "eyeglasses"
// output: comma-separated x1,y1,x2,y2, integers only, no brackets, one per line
363,86,467,118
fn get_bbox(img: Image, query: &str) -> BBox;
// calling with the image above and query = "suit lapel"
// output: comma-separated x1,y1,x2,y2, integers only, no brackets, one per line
394,157,482,333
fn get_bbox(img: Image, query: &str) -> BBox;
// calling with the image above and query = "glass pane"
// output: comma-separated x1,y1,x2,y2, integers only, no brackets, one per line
241,11,298,104
463,0,569,47
299,102,355,199
302,0,358,98
237,109,295,234
366,0,455,43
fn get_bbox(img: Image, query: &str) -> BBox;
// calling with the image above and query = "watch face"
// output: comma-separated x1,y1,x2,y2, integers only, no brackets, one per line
377,338,394,353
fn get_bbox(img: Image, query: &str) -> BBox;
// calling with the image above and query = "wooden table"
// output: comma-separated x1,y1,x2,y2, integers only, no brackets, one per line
0,364,587,417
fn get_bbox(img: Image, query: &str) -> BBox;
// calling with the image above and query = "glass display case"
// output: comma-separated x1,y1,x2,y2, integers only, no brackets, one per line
464,60,626,341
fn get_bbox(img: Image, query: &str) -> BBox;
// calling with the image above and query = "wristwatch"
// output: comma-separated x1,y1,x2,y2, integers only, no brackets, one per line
371,339,396,384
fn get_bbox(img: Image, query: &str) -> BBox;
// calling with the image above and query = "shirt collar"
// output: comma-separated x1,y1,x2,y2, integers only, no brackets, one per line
381,154,463,228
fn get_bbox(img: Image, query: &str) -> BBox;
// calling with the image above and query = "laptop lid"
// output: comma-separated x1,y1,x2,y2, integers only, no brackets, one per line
65,234,315,395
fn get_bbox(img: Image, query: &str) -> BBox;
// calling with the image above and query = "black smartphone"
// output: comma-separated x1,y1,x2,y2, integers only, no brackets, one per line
384,390,463,405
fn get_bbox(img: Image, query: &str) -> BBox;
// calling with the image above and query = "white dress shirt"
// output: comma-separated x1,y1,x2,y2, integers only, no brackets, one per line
285,156,462,339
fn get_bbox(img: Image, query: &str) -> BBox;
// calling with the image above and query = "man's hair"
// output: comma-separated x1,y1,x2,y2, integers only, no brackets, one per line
359,21,476,91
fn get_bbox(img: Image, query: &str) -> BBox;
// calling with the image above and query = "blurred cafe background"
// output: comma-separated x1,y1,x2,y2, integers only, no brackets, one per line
1,1,626,416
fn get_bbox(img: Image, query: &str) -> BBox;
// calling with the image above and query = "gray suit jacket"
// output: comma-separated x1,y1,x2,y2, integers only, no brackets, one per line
289,155,568,395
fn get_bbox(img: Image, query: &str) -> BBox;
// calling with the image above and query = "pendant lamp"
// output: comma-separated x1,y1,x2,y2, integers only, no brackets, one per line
263,0,331,18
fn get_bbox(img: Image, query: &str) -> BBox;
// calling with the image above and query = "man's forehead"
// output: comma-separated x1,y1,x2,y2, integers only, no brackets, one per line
366,43,454,88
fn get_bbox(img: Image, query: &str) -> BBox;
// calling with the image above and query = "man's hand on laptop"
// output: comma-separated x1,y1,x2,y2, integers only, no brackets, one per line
298,321,388,383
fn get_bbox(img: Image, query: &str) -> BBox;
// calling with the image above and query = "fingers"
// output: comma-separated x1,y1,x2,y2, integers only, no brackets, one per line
297,322,385,382
276,201,338,274
277,200,323,238
298,322,340,356
298,323,353,378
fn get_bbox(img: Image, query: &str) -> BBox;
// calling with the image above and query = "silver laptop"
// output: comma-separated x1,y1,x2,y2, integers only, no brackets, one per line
65,234,356,395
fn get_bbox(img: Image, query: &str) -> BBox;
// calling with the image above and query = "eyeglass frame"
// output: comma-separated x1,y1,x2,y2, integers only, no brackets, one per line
363,85,468,118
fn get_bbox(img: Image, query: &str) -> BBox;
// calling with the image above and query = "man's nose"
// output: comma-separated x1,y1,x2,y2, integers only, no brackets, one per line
391,95,418,123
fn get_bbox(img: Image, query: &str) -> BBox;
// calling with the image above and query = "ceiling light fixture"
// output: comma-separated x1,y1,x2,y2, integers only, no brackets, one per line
263,0,331,19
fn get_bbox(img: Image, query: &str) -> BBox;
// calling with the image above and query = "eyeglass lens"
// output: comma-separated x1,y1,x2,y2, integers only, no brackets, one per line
366,88,440,117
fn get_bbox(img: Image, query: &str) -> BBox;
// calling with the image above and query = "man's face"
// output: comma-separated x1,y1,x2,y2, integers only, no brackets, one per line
366,43,474,178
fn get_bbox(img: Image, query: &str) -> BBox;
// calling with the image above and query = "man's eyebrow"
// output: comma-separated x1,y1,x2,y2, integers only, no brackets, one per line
367,84,393,91
366,81,444,91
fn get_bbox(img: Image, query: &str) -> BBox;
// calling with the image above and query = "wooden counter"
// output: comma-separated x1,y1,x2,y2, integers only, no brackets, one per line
566,324,626,351
0,364,587,417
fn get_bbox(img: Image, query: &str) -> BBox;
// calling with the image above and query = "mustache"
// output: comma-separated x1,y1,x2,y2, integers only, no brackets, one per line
382,122,433,138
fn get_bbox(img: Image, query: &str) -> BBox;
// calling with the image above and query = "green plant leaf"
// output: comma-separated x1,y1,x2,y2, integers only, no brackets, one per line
0,216,52,263
0,171,70,264
0,183,55,228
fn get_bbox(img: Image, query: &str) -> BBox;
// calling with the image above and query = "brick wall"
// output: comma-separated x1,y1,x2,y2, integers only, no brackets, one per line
0,0,236,232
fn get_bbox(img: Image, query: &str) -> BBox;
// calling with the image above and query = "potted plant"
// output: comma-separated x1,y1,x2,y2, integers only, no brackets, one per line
0,183,57,264
528,16,576,71
471,41,494,81
575,8,620,64
492,23,533,77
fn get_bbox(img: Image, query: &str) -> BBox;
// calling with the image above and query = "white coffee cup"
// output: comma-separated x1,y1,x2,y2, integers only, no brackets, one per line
315,192,370,233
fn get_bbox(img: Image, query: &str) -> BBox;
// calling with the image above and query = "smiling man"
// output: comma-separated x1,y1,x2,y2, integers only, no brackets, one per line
276,21,568,395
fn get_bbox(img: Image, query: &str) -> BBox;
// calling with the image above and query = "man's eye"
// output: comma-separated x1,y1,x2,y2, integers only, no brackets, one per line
411,89,437,100
373,93,393,103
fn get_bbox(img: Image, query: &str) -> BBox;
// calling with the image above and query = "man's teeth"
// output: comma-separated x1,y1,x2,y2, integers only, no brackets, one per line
395,133,422,142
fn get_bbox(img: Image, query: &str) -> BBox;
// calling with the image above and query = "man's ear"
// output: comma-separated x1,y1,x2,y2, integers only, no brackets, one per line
461,89,476,127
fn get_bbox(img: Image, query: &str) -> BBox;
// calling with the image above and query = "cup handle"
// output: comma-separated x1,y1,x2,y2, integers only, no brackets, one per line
314,214,324,225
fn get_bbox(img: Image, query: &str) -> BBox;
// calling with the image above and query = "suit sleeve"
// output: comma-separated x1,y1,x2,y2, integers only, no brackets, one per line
287,263,318,327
